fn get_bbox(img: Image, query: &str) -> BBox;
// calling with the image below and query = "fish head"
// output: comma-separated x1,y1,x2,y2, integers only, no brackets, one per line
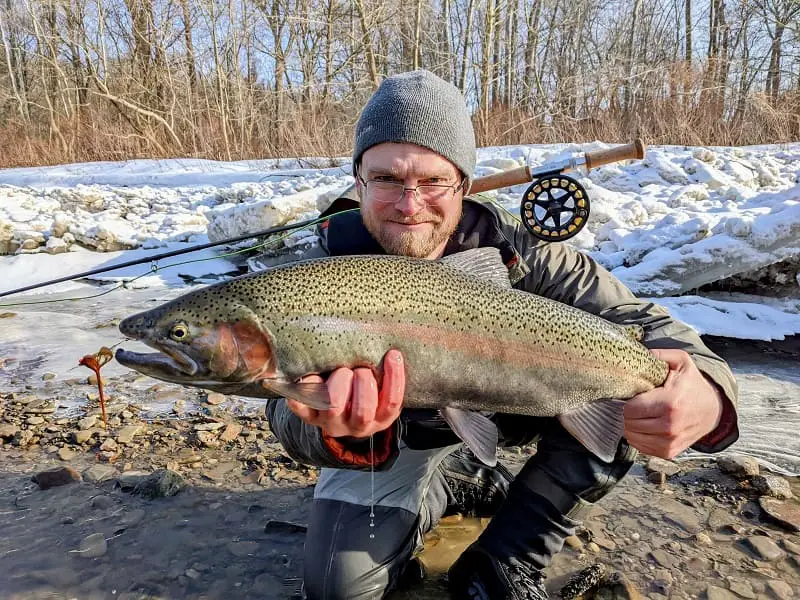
115,295,277,391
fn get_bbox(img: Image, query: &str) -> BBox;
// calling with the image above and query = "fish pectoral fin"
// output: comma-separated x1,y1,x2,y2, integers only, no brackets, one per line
557,399,626,463
440,248,512,289
440,407,498,467
263,380,332,411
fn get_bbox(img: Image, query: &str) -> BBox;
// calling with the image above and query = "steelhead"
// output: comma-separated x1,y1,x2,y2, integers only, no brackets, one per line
116,248,669,465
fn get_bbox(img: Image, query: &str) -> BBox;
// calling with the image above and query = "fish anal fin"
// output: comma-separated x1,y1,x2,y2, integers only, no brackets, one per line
558,399,626,463
441,406,498,467
264,380,331,411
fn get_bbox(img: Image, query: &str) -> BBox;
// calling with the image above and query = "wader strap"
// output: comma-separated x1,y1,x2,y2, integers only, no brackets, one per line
519,468,596,522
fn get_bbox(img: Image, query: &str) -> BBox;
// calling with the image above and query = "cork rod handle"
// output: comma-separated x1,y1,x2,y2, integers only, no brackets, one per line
584,139,645,171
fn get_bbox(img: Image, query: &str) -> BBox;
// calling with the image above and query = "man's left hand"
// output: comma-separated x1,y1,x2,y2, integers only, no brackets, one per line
623,348,724,459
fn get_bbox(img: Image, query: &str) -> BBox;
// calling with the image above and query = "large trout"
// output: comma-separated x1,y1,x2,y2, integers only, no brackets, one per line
116,248,668,465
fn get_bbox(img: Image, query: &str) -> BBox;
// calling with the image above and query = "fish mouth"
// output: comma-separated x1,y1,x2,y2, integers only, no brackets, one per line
115,346,201,378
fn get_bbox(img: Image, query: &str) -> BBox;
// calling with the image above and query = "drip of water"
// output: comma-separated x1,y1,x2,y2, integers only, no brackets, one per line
369,434,375,539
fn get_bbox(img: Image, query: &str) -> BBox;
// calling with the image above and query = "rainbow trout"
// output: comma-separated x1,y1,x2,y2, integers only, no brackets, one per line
116,248,668,465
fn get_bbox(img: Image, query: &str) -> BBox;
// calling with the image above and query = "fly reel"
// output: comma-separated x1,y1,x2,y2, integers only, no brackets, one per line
520,174,589,242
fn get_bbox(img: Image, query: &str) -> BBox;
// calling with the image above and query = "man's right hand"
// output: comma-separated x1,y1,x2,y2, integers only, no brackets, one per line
286,349,406,439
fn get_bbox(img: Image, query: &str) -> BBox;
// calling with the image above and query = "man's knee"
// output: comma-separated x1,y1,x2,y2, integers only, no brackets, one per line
302,500,419,600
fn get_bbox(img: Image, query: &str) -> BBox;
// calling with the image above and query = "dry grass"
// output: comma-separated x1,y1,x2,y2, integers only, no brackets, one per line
0,89,796,170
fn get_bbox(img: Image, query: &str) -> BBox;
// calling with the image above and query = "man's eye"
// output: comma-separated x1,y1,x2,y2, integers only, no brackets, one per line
374,176,398,183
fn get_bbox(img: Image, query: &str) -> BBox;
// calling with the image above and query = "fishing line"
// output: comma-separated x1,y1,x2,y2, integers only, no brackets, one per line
0,210,361,308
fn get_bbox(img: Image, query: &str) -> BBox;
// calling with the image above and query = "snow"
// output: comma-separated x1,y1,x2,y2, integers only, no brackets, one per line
1,143,798,473
0,142,798,342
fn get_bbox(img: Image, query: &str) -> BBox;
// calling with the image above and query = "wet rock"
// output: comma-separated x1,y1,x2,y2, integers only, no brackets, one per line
706,586,739,600
220,423,242,443
116,471,150,491
660,498,703,533
83,464,117,484
118,508,146,527
100,438,118,452
41,371,57,380
58,447,77,461
78,415,98,430
718,455,760,478
26,415,45,425
751,475,793,500
648,471,667,485
24,399,56,414
91,495,115,510
649,548,676,568
742,536,785,562
32,466,82,490
766,580,794,599
116,425,142,444
759,498,800,533
132,469,184,499
0,423,19,439
206,392,226,405
264,520,308,535
227,540,259,557
74,532,107,558
31,567,80,587
708,508,736,530
647,457,681,477
185,568,202,580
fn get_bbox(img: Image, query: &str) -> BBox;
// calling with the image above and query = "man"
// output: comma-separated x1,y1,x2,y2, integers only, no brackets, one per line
265,70,738,600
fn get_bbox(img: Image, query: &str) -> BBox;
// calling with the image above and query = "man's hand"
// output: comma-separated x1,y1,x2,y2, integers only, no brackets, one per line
623,348,724,459
285,349,406,439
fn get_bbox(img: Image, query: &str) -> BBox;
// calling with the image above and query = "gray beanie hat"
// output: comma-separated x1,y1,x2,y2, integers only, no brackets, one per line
353,70,476,188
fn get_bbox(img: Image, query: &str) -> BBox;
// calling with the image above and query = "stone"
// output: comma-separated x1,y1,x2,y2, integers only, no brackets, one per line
206,392,226,405
647,457,681,477
227,541,259,557
58,447,77,461
649,548,676,568
74,533,107,558
564,535,584,550
0,423,19,439
202,461,239,481
751,475,794,500
32,466,82,490
78,415,98,430
12,429,35,447
661,498,703,534
118,508,146,527
132,469,184,499
706,586,739,600
41,371,57,380
30,567,80,587
219,423,242,443
45,237,68,254
765,580,794,599
73,428,97,444
115,425,141,444
587,542,600,553
742,536,785,562
729,580,756,599
24,399,56,414
99,438,118,452
648,471,667,485
595,572,643,600
196,430,220,448
783,539,800,555
26,415,45,425
718,455,760,478
708,508,737,530
759,498,800,533
695,532,714,546
92,495,115,510
83,464,117,484
194,422,225,431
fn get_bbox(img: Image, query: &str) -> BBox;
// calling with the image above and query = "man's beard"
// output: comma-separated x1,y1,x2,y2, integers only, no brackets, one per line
362,207,462,258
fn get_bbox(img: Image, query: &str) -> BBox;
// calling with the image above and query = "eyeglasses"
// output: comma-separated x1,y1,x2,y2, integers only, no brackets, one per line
356,172,465,206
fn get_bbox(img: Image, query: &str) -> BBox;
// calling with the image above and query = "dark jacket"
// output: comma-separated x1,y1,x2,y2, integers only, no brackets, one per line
266,189,739,469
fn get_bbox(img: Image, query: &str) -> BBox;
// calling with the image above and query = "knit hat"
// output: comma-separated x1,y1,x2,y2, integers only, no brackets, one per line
353,70,476,189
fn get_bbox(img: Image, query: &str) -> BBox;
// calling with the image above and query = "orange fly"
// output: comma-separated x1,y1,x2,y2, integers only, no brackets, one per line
78,346,114,428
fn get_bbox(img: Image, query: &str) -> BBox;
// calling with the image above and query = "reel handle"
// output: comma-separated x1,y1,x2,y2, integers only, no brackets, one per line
584,139,645,170
468,166,532,195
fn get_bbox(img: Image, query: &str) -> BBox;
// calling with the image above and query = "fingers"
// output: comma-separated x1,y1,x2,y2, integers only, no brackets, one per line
348,368,379,434
649,348,692,371
375,349,405,427
285,398,320,423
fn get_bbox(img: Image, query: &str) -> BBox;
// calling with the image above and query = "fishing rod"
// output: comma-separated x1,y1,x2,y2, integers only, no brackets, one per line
0,139,644,299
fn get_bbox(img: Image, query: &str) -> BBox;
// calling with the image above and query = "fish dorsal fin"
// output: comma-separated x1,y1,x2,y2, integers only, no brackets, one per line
440,406,498,467
557,399,626,463
440,248,512,289
622,324,645,342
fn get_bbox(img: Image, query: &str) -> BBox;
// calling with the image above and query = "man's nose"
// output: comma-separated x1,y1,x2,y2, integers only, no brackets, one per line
394,188,425,215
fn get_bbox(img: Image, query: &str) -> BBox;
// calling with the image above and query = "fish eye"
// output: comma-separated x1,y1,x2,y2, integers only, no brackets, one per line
169,323,190,341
